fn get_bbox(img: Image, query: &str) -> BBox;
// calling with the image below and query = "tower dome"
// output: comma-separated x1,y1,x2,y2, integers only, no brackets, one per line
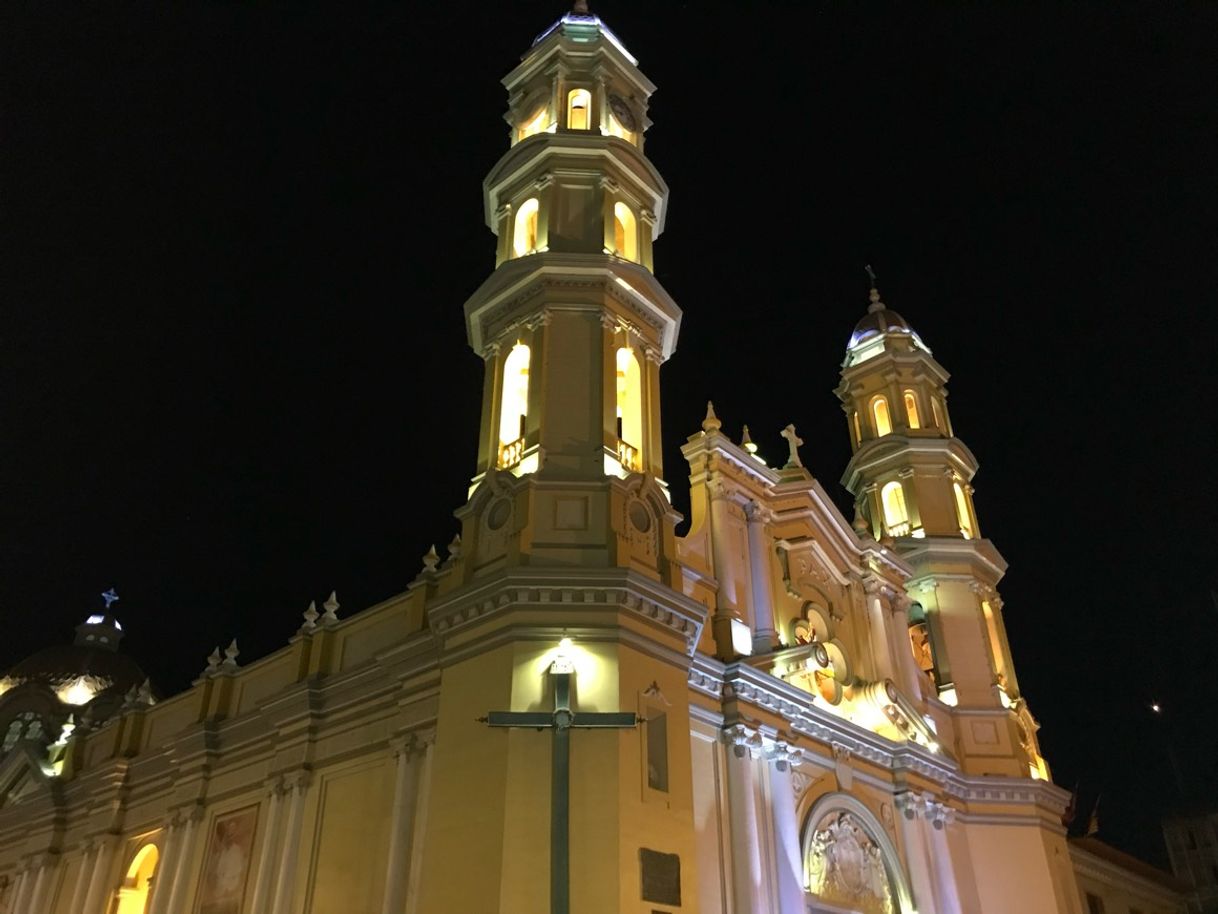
0,591,149,755
844,283,930,365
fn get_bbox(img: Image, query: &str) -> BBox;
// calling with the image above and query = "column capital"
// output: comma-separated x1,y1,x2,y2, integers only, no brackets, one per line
722,723,764,759
744,500,772,524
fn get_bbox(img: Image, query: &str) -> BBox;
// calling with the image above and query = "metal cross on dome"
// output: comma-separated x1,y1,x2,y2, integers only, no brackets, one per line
480,637,637,914
101,588,120,609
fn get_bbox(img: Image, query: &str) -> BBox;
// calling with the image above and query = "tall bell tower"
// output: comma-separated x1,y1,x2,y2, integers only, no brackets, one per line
416,7,705,913
836,278,1050,780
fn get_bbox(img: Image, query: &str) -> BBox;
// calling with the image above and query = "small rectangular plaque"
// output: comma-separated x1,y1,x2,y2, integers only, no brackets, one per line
640,848,681,906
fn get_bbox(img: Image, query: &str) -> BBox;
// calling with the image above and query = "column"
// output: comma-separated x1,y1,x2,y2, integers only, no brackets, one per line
147,818,180,914
9,867,32,914
67,843,98,914
270,772,311,914
27,858,53,914
925,801,964,914
894,793,938,914
163,810,201,914
81,836,117,914
381,737,426,914
767,745,806,914
745,502,778,653
862,576,898,685
248,779,285,914
890,591,927,702
724,725,766,914
403,734,435,914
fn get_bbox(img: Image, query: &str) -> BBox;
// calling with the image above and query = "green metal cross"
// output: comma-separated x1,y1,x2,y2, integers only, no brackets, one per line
483,662,636,914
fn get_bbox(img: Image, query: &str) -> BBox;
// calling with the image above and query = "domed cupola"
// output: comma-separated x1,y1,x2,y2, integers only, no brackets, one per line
0,589,150,756
844,281,931,368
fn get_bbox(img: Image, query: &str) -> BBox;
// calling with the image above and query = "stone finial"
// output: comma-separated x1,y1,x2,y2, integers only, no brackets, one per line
852,508,871,538
122,685,139,710
572,0,590,13
702,400,721,433
205,647,221,676
321,591,340,625
137,678,153,706
741,425,758,454
447,534,463,562
222,639,240,670
301,600,319,633
780,424,804,469
865,264,885,314
422,544,440,573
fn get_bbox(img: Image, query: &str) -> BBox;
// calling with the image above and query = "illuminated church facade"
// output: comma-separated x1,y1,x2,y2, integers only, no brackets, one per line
0,7,1185,914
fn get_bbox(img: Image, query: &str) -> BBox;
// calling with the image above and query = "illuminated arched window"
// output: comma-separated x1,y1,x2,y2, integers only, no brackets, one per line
513,198,540,257
953,481,974,539
871,396,892,437
114,843,159,914
880,481,909,536
517,106,549,143
2,712,46,753
567,89,591,130
615,347,643,471
612,202,638,261
903,390,921,429
498,343,530,466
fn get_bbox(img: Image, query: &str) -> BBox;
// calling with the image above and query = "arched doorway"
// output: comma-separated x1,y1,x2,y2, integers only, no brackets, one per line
114,842,159,914
801,793,914,914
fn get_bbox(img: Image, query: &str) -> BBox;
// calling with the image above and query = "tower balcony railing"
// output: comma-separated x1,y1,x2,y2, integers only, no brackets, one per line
616,438,641,473
498,437,526,470
885,520,911,538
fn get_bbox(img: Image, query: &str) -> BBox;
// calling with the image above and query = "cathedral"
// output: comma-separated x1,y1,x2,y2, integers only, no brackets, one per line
0,6,1186,914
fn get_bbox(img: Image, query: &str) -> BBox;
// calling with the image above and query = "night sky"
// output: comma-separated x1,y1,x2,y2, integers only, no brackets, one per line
3,1,1215,866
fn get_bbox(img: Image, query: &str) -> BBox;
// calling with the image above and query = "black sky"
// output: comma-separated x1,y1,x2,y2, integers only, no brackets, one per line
2,1,1215,865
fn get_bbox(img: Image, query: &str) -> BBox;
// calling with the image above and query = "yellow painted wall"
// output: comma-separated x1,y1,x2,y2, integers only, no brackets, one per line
302,758,395,914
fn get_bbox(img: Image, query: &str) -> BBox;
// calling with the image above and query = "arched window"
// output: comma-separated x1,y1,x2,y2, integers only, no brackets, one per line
512,198,540,257
871,396,892,437
615,347,643,471
880,481,909,537
114,843,159,914
612,202,638,261
567,88,591,130
2,712,46,753
953,481,974,539
903,390,921,429
498,342,530,467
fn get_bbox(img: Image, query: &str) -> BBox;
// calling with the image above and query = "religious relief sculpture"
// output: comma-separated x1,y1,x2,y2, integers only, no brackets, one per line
805,811,896,914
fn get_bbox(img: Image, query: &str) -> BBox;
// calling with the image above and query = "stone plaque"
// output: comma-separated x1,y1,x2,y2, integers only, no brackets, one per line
640,848,681,906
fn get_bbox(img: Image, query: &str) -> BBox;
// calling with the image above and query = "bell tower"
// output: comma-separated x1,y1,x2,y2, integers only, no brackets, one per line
465,0,677,488
416,7,705,914
836,278,1049,780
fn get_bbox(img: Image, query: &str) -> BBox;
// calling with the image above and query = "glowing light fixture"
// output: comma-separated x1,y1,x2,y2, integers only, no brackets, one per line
57,676,99,706
551,636,576,674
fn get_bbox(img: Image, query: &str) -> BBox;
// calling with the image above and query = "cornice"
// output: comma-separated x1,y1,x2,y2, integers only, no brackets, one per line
426,567,707,656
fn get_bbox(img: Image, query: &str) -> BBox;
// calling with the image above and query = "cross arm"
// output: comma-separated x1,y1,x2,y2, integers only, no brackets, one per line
572,712,638,729
484,711,555,729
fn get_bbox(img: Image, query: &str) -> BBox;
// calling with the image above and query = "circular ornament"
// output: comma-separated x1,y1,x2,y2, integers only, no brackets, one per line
486,498,512,531
608,94,637,132
628,500,652,533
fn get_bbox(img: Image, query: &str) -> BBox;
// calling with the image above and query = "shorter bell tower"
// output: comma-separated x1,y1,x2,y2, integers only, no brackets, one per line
836,278,1049,780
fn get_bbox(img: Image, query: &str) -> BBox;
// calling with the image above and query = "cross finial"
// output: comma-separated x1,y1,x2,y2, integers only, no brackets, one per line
865,264,885,313
101,588,120,609
780,424,804,469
